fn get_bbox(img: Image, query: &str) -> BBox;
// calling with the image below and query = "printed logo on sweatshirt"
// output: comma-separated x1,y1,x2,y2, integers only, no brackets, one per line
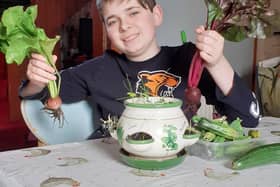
250,93,260,119
136,70,181,97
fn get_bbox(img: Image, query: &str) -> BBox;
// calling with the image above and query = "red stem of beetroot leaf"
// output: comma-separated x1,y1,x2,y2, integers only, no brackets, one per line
184,49,204,119
187,50,204,88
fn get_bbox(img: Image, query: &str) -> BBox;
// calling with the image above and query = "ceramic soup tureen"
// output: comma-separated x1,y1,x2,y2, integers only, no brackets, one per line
108,97,199,162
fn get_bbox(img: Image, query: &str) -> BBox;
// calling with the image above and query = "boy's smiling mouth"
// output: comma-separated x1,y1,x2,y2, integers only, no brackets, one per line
122,33,139,43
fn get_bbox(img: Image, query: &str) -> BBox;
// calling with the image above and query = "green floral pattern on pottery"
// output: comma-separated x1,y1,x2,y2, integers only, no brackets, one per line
161,125,178,151
117,127,124,145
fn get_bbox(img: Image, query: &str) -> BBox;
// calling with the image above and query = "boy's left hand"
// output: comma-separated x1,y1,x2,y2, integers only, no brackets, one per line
195,25,224,67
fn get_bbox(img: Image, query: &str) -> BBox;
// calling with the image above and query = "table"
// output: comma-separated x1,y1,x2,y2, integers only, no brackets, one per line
0,117,279,187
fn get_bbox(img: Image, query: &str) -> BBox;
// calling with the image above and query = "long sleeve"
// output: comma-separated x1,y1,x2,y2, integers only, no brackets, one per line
213,73,260,127
200,73,260,127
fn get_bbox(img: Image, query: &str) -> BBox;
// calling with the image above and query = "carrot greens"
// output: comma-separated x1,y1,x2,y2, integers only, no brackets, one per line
0,5,64,126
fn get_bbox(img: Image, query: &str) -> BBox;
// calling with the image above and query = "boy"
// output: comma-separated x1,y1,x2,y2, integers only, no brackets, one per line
20,0,260,138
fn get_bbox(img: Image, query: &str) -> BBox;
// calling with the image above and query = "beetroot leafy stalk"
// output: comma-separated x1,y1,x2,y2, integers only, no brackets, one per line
184,0,280,119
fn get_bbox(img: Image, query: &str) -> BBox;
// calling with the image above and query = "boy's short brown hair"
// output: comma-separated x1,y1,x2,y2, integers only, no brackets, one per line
96,0,156,20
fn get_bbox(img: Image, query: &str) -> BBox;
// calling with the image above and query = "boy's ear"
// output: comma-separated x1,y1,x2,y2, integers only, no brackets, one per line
152,4,163,26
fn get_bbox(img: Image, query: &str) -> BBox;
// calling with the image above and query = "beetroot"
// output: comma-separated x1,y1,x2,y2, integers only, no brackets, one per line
184,50,204,118
184,0,279,119
185,87,201,105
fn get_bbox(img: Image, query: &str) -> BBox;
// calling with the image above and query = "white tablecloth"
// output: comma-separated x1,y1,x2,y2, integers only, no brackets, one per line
0,117,279,187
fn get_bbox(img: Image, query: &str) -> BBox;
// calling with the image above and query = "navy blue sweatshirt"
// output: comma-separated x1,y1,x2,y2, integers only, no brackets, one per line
20,42,260,137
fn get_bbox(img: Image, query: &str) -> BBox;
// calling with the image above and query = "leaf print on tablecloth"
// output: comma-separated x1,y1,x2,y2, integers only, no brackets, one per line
204,168,239,180
23,149,51,157
57,157,88,167
40,177,80,187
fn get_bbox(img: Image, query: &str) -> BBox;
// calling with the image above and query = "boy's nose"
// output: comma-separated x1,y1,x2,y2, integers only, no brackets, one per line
119,19,131,32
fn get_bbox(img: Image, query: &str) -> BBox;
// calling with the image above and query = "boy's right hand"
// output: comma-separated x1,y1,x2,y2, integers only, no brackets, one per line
27,53,57,89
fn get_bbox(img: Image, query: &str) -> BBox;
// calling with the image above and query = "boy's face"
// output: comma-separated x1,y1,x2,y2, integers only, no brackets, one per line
102,0,162,61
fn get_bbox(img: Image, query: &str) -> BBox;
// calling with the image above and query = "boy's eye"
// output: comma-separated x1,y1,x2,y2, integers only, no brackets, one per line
129,11,139,17
107,19,118,27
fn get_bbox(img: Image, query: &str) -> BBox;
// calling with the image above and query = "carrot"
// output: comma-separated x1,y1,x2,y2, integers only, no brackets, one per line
43,96,64,127
45,96,62,110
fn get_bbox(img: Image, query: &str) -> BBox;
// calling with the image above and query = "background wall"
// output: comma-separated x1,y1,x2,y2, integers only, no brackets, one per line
256,0,280,62
156,0,254,87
